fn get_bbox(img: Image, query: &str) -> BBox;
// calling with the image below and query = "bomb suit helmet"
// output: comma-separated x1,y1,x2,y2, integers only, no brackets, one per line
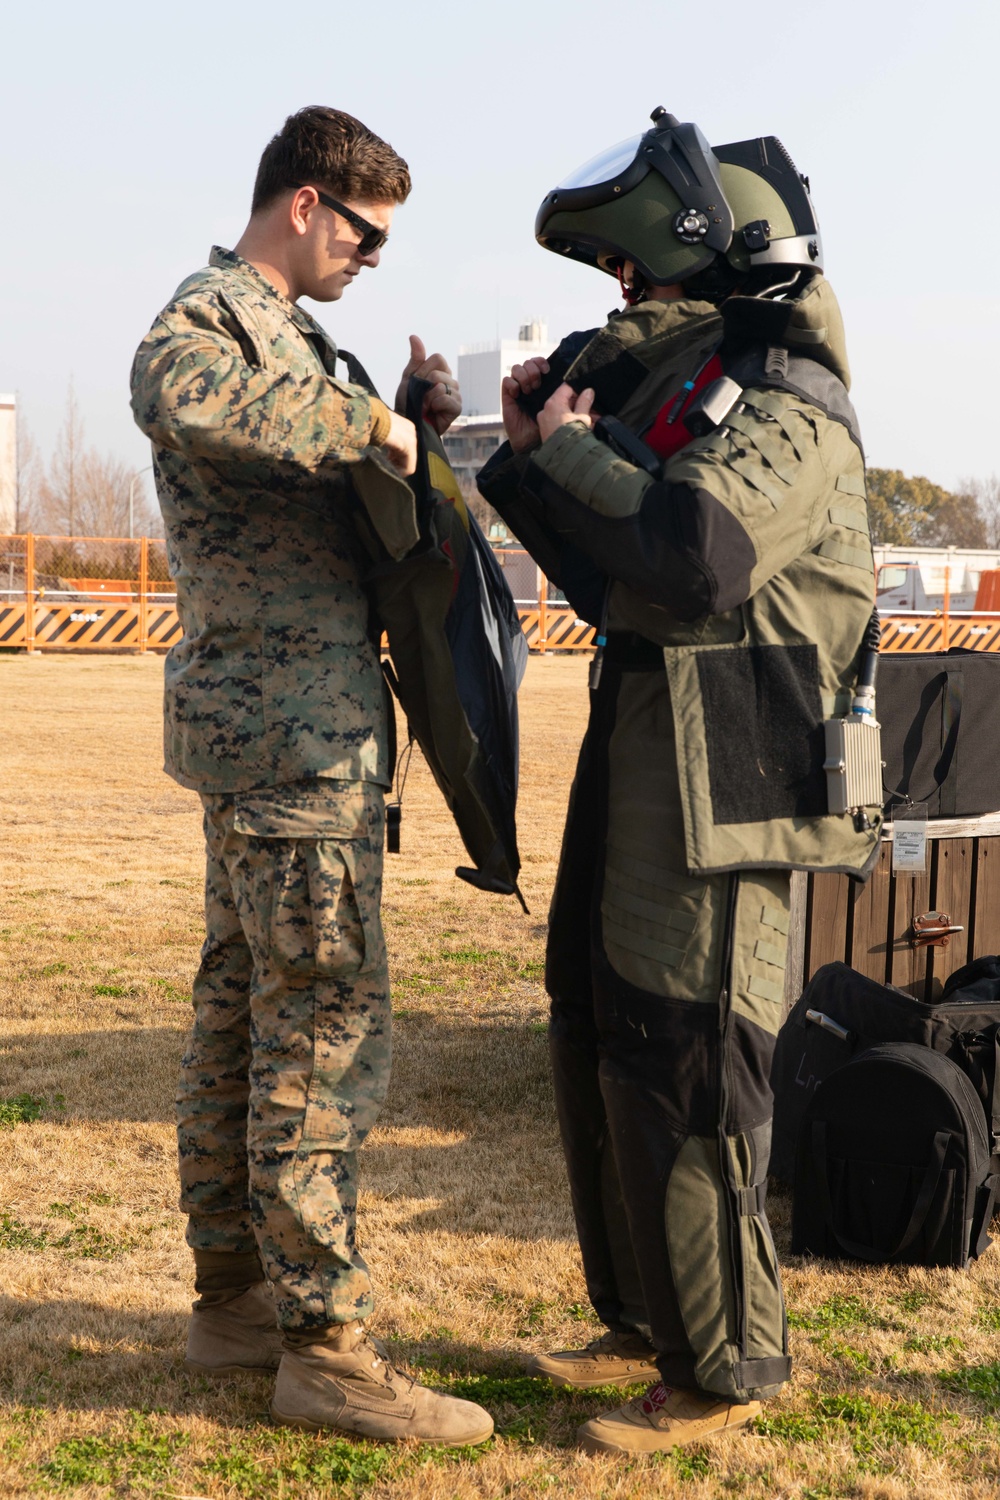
535,108,823,298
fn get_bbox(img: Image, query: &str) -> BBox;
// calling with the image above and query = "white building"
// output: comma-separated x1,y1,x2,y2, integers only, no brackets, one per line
0,394,15,534
457,319,552,418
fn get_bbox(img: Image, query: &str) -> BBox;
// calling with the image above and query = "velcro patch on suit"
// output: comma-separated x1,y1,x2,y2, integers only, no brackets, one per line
760,904,790,935
748,974,784,1005
813,537,873,572
695,644,827,824
753,939,787,970
605,843,707,900
828,505,869,533
835,471,868,498
603,879,699,934
601,905,688,969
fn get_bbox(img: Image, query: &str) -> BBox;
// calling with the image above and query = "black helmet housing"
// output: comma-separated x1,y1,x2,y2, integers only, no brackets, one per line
535,108,822,297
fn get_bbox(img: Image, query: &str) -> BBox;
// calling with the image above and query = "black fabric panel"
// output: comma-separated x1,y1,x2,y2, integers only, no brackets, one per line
560,327,650,416
476,441,608,622
521,465,756,621
697,644,827,823
720,342,863,452
725,1014,780,1134
594,979,722,1137
547,665,645,1333
878,651,1000,818
513,327,602,418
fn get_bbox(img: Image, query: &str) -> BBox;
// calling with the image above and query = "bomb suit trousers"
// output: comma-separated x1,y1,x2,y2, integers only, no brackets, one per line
176,779,390,1332
546,648,792,1402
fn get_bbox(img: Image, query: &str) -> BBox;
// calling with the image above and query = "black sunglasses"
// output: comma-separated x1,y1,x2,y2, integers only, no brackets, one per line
292,185,389,255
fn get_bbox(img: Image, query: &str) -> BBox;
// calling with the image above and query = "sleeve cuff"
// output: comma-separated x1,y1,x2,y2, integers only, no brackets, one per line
368,397,393,447
531,420,603,476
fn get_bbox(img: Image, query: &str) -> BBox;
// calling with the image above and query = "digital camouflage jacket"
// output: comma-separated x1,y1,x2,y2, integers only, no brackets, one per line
479,276,882,877
130,248,395,793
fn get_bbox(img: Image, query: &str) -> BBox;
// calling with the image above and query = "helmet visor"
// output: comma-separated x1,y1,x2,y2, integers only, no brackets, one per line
557,135,642,191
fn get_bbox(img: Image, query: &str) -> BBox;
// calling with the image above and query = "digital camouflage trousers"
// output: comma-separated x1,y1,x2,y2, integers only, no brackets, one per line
177,779,390,1331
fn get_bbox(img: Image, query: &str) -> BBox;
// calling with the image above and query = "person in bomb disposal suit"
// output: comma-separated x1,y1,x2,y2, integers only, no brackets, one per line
130,107,493,1447
478,110,883,1453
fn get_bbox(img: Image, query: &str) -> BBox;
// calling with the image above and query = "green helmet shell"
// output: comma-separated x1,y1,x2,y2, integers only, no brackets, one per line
536,111,822,290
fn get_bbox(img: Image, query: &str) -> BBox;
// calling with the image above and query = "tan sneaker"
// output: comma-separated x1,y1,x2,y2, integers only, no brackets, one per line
270,1321,494,1446
185,1283,283,1376
528,1328,657,1389
577,1381,761,1454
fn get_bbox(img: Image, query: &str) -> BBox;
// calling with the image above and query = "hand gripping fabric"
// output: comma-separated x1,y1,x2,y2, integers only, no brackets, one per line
351,376,529,907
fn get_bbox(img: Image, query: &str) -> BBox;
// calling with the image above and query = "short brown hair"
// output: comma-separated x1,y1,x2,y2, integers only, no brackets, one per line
252,107,411,213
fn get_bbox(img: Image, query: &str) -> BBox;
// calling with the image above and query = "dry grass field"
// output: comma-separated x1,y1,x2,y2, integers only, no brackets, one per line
3,652,1000,1500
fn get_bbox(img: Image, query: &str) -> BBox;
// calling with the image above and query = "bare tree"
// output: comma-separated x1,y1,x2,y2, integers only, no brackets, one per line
30,382,161,538
42,382,85,535
956,474,1000,548
14,410,44,532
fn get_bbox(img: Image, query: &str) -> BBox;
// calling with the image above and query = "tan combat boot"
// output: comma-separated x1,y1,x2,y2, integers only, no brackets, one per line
270,1321,494,1446
185,1283,284,1376
527,1328,657,1389
577,1380,761,1454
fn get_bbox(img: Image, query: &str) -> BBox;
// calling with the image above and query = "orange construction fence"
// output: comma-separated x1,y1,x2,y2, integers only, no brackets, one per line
4,535,1000,656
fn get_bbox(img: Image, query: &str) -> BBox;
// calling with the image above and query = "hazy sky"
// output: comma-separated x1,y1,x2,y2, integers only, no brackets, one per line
1,0,997,517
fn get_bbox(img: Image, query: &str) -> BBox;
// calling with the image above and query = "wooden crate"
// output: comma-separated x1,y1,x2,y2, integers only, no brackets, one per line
785,814,1000,1006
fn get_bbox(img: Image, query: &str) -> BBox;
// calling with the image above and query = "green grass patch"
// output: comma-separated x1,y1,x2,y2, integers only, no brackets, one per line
754,1409,827,1443
202,1429,397,1497
904,1333,964,1355
39,1416,187,1491
91,983,133,997
0,1093,47,1129
787,1294,896,1332
151,977,189,1002
38,961,68,977
757,1391,948,1465
438,945,503,963
941,1360,1000,1403
0,1213,51,1252
892,1290,935,1315
976,1304,1000,1332
0,1206,128,1260
813,1391,947,1460
668,1445,712,1479
814,1336,873,1373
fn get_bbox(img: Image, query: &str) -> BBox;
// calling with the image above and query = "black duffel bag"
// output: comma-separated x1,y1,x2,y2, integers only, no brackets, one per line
771,958,1000,1184
878,649,1000,817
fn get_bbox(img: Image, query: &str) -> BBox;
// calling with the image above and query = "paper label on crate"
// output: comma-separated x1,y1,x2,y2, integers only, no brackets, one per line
892,820,927,874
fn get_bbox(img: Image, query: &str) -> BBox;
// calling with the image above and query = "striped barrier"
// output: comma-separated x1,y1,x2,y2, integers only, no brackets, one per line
4,534,1000,657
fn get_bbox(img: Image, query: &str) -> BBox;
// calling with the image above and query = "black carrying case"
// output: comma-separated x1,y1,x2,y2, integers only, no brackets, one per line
878,650,1000,817
771,958,1000,1185
792,1042,999,1268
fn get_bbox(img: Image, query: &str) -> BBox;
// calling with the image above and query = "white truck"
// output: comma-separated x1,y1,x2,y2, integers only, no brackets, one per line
874,546,1000,613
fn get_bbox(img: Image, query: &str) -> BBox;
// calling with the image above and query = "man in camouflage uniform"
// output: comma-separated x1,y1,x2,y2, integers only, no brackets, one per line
478,112,881,1453
130,106,492,1447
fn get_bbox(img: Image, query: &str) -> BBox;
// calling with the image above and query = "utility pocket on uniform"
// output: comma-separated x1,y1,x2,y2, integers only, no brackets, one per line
601,841,711,998
233,783,382,979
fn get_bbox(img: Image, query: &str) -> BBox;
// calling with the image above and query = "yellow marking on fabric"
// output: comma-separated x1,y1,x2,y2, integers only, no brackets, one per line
753,939,787,970
760,904,790,935
835,471,867,498
427,451,470,529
